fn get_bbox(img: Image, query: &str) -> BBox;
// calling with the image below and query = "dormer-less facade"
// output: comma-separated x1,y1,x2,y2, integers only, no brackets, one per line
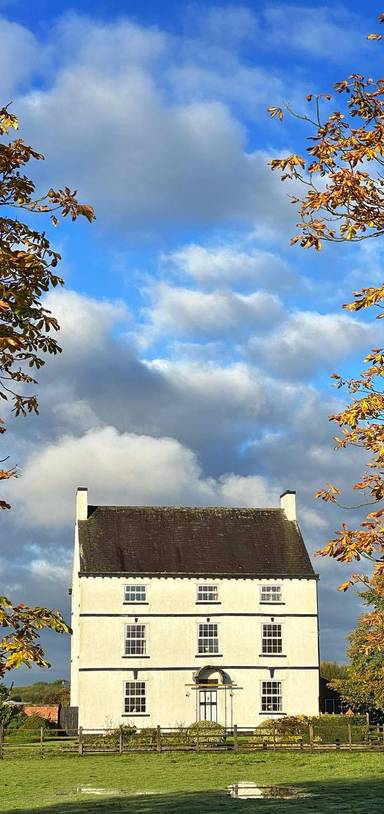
71,489,319,729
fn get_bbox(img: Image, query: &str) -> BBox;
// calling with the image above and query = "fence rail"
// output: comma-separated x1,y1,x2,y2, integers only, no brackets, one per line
1,722,384,758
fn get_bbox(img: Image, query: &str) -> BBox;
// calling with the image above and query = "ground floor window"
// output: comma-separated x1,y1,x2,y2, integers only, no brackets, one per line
261,680,282,713
124,681,146,713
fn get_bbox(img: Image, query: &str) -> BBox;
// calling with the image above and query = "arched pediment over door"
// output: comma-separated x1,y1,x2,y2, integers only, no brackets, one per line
193,665,231,685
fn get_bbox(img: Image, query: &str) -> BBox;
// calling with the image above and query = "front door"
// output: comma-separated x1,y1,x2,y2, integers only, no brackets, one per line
199,689,218,722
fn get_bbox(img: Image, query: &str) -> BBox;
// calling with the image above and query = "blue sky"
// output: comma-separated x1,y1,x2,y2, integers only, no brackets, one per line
1,1,384,682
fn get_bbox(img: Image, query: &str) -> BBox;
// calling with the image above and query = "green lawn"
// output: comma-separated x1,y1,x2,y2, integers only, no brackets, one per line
1,752,384,814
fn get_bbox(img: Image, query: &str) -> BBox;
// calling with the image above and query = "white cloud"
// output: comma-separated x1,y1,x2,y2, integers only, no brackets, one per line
0,17,38,97
13,14,296,234
4,425,275,528
43,289,130,353
143,283,283,339
262,4,366,61
30,559,71,583
164,243,296,289
250,311,379,378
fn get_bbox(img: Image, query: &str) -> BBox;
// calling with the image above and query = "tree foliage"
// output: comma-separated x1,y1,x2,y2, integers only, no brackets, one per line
330,574,384,708
268,17,384,588
0,105,94,677
268,12,384,703
320,661,348,682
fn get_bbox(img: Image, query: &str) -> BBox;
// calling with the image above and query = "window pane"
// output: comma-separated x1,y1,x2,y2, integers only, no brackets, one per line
261,681,282,712
198,623,219,654
262,623,282,654
260,585,282,603
125,624,146,655
124,585,146,602
125,681,146,713
197,585,218,602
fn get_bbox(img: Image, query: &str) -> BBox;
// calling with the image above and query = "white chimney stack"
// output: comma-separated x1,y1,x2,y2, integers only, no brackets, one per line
280,490,296,522
76,487,88,522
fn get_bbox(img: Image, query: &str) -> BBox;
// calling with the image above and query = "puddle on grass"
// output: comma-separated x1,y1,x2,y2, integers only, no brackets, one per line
75,787,156,797
77,787,124,796
228,782,311,800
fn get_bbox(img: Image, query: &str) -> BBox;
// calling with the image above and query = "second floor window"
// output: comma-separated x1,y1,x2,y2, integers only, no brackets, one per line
198,623,219,654
262,623,282,655
260,585,282,603
197,585,218,602
124,585,146,602
125,624,146,655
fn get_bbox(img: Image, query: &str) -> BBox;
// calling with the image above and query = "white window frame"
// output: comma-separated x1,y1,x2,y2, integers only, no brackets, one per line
260,584,282,604
261,623,282,655
125,623,147,656
124,680,147,714
261,680,282,713
196,584,219,603
124,584,147,603
197,622,219,655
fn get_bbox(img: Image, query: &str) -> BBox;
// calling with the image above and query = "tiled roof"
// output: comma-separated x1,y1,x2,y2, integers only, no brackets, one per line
78,505,315,578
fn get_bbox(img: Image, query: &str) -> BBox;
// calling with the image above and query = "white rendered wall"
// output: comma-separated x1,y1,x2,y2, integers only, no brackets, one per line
73,575,319,728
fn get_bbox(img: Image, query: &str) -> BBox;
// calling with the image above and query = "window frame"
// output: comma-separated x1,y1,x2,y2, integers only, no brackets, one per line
124,680,147,715
123,584,148,604
261,622,283,655
260,680,282,713
124,623,148,656
260,584,283,604
197,622,219,655
196,584,219,604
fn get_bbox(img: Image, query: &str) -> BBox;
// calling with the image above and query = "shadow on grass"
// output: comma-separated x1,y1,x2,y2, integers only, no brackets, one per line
4,779,384,814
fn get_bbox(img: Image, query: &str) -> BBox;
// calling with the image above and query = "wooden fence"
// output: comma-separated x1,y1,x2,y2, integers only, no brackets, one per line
1,723,384,757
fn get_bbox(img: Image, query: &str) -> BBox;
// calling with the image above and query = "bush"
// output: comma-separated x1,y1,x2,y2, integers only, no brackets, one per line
83,724,137,749
257,714,368,744
188,720,226,745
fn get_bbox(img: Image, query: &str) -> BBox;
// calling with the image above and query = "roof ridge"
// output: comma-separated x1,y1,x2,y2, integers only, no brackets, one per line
88,505,283,511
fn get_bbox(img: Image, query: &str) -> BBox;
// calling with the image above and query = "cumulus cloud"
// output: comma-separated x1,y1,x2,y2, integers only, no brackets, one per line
0,17,38,97
164,243,296,290
4,425,276,528
142,283,283,339
10,13,296,234
250,311,379,379
262,4,366,61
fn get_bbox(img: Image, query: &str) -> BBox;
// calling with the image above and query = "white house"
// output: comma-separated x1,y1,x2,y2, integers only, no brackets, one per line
70,488,319,729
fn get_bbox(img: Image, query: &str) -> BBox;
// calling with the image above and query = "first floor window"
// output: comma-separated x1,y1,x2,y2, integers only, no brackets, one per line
260,585,282,603
124,584,146,602
262,623,282,654
198,623,219,654
197,584,218,602
125,624,146,655
125,681,146,713
261,681,282,713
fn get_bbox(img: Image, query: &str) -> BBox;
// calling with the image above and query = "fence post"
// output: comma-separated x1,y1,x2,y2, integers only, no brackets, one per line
40,727,44,759
335,737,340,750
309,724,314,752
195,724,200,752
119,727,123,755
78,726,83,756
0,726,3,760
273,726,276,752
233,724,239,752
156,725,161,753
348,723,352,750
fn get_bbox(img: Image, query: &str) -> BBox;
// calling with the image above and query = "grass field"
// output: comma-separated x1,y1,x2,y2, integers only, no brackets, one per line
1,752,384,813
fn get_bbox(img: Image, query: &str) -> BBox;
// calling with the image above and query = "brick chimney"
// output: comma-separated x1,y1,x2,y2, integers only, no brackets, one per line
280,490,296,522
